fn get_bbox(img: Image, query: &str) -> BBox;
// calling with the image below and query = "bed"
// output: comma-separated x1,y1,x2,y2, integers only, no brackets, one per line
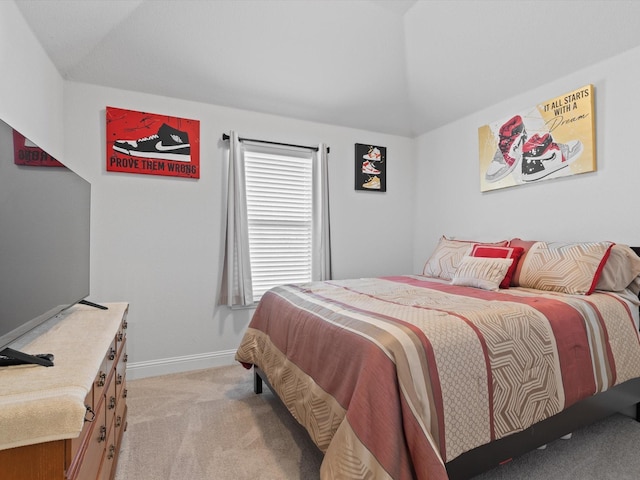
235,238,640,479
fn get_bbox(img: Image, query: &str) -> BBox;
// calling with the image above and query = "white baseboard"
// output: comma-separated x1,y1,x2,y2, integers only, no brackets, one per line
125,349,238,380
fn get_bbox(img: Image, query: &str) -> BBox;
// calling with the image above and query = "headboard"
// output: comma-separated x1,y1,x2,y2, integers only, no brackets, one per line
631,247,640,325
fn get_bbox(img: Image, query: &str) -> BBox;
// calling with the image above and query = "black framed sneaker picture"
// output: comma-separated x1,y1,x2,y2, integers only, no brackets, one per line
355,143,386,192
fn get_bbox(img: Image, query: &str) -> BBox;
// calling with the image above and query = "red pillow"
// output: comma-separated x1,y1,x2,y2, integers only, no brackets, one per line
508,238,538,286
470,245,525,289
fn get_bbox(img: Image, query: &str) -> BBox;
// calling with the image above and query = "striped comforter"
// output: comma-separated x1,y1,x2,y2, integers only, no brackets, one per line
235,276,640,480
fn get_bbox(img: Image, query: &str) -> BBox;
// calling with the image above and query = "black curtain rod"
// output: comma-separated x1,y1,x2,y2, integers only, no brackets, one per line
221,133,329,153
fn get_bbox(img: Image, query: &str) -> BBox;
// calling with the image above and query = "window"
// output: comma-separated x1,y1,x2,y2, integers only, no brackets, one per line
222,131,330,308
244,147,314,301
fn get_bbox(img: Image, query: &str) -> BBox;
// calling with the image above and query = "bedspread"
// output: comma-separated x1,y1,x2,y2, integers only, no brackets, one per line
235,276,640,480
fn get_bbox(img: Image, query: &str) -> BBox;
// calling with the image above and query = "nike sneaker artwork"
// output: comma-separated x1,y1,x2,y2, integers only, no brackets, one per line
12,129,64,167
355,143,386,192
113,123,191,161
521,133,584,182
106,106,200,179
478,84,595,192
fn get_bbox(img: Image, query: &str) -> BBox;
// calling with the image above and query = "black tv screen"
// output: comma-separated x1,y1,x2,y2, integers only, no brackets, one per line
0,118,90,355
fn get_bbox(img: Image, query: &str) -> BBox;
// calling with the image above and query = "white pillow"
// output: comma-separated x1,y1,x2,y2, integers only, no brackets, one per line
451,256,514,291
423,236,508,280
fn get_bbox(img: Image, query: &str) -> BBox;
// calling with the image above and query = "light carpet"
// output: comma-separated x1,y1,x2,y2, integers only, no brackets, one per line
115,365,640,479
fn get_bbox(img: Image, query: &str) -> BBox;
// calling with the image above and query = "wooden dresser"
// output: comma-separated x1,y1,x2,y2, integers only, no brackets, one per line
0,302,129,480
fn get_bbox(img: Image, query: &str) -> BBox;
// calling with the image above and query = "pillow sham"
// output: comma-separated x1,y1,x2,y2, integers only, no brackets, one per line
451,256,514,291
595,244,640,292
470,245,524,289
423,236,508,281
518,241,614,295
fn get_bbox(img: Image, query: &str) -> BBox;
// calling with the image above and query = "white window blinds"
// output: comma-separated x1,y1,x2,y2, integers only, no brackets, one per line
244,148,314,302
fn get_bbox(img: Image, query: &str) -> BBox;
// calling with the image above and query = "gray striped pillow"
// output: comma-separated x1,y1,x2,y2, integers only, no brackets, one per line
450,256,514,291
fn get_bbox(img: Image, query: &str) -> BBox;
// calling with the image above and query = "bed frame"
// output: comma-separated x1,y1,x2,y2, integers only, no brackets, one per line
251,246,640,480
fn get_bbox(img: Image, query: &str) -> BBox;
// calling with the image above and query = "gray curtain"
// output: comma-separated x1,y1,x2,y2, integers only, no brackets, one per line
313,143,332,281
221,131,253,306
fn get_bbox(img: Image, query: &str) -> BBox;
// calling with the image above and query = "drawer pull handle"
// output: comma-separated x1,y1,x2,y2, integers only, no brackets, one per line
109,396,116,410
98,425,107,443
116,373,123,385
84,405,95,423
109,348,116,360
108,444,116,459
97,372,106,387
118,332,124,342
123,388,128,399
123,320,128,330
116,415,122,428
124,353,129,363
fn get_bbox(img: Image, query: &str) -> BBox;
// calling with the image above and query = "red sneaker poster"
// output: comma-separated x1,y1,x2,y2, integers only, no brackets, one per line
478,84,595,192
13,129,64,167
106,106,200,179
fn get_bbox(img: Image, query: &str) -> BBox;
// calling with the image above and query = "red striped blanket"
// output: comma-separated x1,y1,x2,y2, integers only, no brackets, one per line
235,276,640,479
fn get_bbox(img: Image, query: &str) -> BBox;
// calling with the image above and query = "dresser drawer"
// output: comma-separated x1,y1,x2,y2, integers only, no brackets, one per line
115,379,127,439
68,401,107,480
69,388,95,464
98,417,117,480
94,355,109,405
115,337,127,400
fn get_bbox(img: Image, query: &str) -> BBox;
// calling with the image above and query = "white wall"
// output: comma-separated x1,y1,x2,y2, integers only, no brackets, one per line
62,83,416,378
413,45,640,272
2,1,415,379
7,0,639,380
0,1,64,156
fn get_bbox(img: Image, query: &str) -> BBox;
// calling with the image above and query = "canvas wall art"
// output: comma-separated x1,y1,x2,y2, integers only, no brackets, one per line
13,130,63,167
355,143,386,192
106,106,200,178
478,84,595,192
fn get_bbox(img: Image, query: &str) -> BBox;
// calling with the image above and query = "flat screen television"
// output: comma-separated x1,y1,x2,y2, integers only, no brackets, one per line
0,117,91,366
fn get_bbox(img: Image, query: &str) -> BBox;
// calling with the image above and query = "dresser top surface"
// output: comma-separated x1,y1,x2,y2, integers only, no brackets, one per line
0,302,128,450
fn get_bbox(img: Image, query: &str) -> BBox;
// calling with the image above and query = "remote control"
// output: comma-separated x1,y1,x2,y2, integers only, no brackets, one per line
0,353,54,367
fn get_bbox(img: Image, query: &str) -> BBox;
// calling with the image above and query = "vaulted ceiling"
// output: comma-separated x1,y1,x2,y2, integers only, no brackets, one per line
15,0,640,137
